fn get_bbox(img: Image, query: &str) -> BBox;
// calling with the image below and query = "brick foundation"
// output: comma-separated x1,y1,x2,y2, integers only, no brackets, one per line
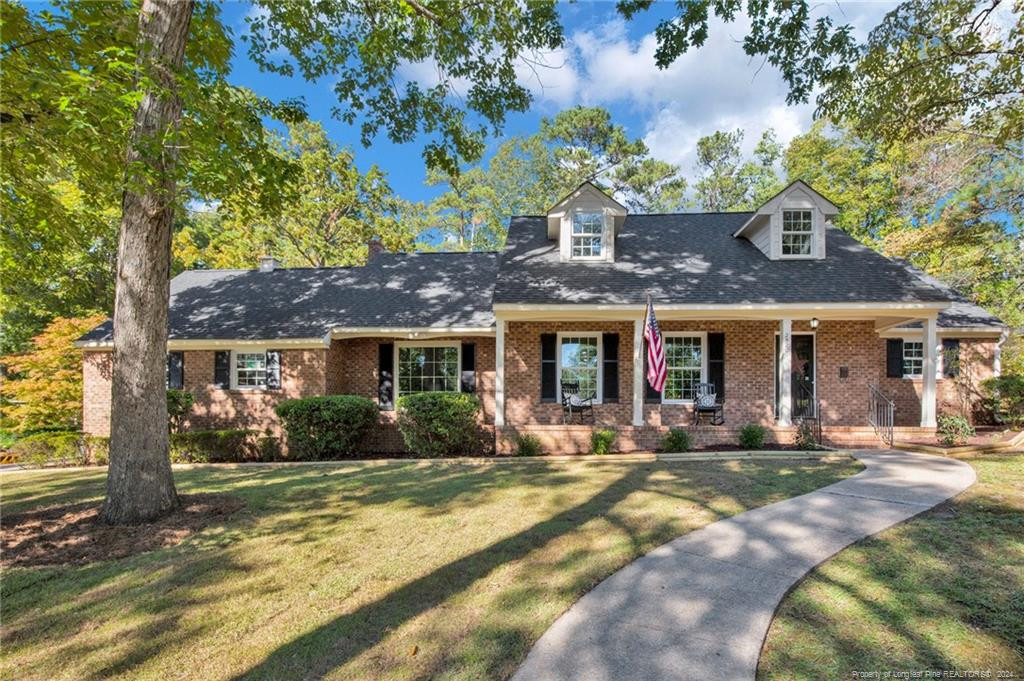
496,424,937,454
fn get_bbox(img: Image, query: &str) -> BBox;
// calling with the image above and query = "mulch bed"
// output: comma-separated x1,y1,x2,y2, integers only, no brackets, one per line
1,494,243,569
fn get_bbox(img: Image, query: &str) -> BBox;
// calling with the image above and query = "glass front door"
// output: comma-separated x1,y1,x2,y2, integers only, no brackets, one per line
775,333,816,419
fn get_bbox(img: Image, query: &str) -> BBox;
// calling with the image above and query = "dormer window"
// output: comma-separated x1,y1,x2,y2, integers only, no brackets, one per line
571,212,604,259
547,182,627,263
781,210,813,256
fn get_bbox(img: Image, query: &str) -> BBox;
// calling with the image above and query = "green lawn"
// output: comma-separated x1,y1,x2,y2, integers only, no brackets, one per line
759,452,1024,679
1,458,859,681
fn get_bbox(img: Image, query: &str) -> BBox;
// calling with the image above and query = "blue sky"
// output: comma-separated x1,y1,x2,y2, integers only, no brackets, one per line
218,1,895,205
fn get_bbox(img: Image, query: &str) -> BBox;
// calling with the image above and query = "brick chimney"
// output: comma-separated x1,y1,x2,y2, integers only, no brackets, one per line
258,255,280,272
366,237,386,263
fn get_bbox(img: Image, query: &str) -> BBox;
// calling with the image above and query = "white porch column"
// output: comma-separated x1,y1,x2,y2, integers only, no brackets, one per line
778,318,793,427
921,315,937,428
632,317,644,426
495,317,506,427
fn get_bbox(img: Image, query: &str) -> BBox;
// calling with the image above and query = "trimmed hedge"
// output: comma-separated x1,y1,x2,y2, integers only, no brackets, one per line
169,430,256,463
397,392,482,457
10,431,83,467
275,395,378,459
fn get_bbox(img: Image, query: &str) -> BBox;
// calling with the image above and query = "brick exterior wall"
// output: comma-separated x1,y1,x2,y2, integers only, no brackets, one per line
504,319,942,428
325,336,496,452
880,337,997,426
81,326,997,454
82,338,495,455
83,351,113,436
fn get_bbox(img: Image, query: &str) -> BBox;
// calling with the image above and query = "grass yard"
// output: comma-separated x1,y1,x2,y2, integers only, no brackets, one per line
2,457,859,681
759,452,1024,679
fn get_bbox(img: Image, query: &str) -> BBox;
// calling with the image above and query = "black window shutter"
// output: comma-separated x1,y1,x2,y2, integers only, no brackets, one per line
167,351,184,389
643,340,660,403
265,350,281,389
708,332,725,398
379,343,394,410
602,333,619,403
886,339,904,378
214,350,230,388
461,342,476,393
942,339,960,378
540,333,557,403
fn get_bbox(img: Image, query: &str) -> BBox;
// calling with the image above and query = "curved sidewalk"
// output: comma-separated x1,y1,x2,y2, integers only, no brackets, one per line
512,450,976,681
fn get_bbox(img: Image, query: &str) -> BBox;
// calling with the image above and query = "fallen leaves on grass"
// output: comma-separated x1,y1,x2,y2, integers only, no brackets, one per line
1,494,243,568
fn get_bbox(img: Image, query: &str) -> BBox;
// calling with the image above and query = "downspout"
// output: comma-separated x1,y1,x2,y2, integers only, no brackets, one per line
994,328,1009,377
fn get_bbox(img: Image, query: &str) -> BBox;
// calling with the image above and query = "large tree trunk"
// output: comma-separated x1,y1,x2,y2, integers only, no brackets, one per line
100,0,194,524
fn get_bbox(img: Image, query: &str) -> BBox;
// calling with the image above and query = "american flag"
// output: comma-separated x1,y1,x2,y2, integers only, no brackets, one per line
644,297,666,393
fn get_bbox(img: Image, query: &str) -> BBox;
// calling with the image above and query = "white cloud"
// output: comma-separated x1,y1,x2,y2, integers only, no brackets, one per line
519,5,889,170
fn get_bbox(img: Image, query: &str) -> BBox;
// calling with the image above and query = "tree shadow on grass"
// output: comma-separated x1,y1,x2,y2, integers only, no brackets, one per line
759,453,1024,679
229,465,655,680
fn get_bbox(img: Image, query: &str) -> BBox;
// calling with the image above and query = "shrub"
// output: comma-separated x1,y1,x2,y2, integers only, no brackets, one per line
590,428,618,455
10,431,84,467
661,428,692,453
738,423,766,449
166,389,195,433
276,395,378,459
937,414,975,447
396,392,482,457
253,429,282,462
982,375,1024,428
169,430,255,463
514,433,543,457
794,420,818,450
82,436,109,465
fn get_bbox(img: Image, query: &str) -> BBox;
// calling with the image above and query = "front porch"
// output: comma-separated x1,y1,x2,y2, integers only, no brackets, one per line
493,305,943,453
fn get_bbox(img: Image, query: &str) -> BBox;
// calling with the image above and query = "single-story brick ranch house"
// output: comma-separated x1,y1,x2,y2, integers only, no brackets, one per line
77,181,1007,453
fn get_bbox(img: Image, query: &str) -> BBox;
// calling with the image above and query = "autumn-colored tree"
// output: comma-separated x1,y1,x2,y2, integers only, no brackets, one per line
0,315,107,432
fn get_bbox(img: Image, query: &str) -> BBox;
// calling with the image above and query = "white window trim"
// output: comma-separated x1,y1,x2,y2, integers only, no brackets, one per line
230,348,269,391
660,331,708,404
779,209,816,260
394,340,462,398
556,332,603,404
897,336,944,380
569,209,607,261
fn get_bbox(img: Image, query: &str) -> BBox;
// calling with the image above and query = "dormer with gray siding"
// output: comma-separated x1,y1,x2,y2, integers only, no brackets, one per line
733,180,838,260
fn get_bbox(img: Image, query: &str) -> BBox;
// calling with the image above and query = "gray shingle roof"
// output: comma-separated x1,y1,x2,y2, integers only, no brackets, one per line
79,251,499,342
890,262,1003,329
493,214,956,306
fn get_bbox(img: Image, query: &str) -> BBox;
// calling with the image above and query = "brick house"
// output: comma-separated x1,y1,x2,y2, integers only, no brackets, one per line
78,181,1007,453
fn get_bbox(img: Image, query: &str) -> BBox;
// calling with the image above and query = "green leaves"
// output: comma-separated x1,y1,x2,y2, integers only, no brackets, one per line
244,0,564,174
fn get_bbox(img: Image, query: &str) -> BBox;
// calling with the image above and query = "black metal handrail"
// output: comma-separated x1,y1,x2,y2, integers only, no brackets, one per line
868,384,895,447
795,380,822,444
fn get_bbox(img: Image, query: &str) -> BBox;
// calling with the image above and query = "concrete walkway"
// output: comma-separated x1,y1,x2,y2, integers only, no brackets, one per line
512,450,976,681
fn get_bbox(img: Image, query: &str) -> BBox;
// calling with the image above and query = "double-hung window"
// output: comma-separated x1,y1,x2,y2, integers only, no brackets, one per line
781,210,813,256
397,343,460,397
558,334,600,400
571,212,604,259
234,351,268,388
902,341,924,378
662,334,705,402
